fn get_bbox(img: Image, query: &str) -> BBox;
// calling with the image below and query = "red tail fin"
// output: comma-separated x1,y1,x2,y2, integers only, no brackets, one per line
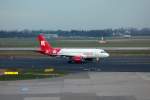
37,34,53,54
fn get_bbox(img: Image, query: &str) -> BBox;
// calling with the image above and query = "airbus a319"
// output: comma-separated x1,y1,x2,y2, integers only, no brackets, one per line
37,34,109,63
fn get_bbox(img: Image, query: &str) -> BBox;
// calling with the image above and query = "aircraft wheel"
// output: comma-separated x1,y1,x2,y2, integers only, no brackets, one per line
68,60,73,64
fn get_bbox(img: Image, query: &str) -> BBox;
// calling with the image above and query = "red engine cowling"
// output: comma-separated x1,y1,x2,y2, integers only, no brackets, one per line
72,56,83,63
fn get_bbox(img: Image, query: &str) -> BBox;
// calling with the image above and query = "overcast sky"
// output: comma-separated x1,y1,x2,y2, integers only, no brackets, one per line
0,0,150,30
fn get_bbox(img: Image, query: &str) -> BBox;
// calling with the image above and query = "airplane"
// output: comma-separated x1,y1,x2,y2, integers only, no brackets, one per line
37,34,109,63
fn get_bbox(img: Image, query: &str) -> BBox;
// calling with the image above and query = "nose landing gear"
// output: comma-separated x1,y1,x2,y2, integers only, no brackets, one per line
96,57,100,62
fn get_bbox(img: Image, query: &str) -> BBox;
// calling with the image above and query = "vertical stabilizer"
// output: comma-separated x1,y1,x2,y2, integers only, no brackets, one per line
37,34,53,54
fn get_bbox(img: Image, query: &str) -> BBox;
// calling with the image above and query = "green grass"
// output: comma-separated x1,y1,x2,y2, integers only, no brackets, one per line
0,50,43,57
108,50,150,56
0,38,150,47
52,39,150,47
0,38,38,47
0,68,68,81
0,74,51,81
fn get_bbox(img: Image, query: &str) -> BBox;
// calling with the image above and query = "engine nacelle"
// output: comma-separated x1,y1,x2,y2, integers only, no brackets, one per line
71,56,83,63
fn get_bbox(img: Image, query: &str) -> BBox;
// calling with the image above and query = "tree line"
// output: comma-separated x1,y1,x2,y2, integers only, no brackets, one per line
0,28,150,38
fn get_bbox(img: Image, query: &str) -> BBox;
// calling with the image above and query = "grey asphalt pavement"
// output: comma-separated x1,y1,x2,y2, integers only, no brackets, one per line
0,72,150,100
0,56,150,72
0,56,150,100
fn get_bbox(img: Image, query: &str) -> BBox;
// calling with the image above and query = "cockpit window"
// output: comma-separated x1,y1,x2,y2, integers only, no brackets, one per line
101,51,106,53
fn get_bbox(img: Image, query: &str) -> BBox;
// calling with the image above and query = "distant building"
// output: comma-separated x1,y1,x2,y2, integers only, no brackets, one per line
45,34,58,38
123,35,131,38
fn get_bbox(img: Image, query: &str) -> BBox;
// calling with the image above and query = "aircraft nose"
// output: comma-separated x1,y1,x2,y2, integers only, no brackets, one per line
105,53,110,57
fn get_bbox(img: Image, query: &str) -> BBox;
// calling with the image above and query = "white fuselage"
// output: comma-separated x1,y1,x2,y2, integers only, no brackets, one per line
57,48,109,58
37,34,110,63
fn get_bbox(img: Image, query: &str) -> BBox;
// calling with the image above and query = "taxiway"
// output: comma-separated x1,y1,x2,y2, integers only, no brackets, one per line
0,72,150,100
0,56,150,72
0,56,150,100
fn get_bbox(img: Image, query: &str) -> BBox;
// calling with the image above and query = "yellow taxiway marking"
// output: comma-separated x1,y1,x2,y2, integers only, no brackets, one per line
4,72,19,75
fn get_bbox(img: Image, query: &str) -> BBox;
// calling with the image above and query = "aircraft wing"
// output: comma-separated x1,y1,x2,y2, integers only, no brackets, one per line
59,52,87,58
